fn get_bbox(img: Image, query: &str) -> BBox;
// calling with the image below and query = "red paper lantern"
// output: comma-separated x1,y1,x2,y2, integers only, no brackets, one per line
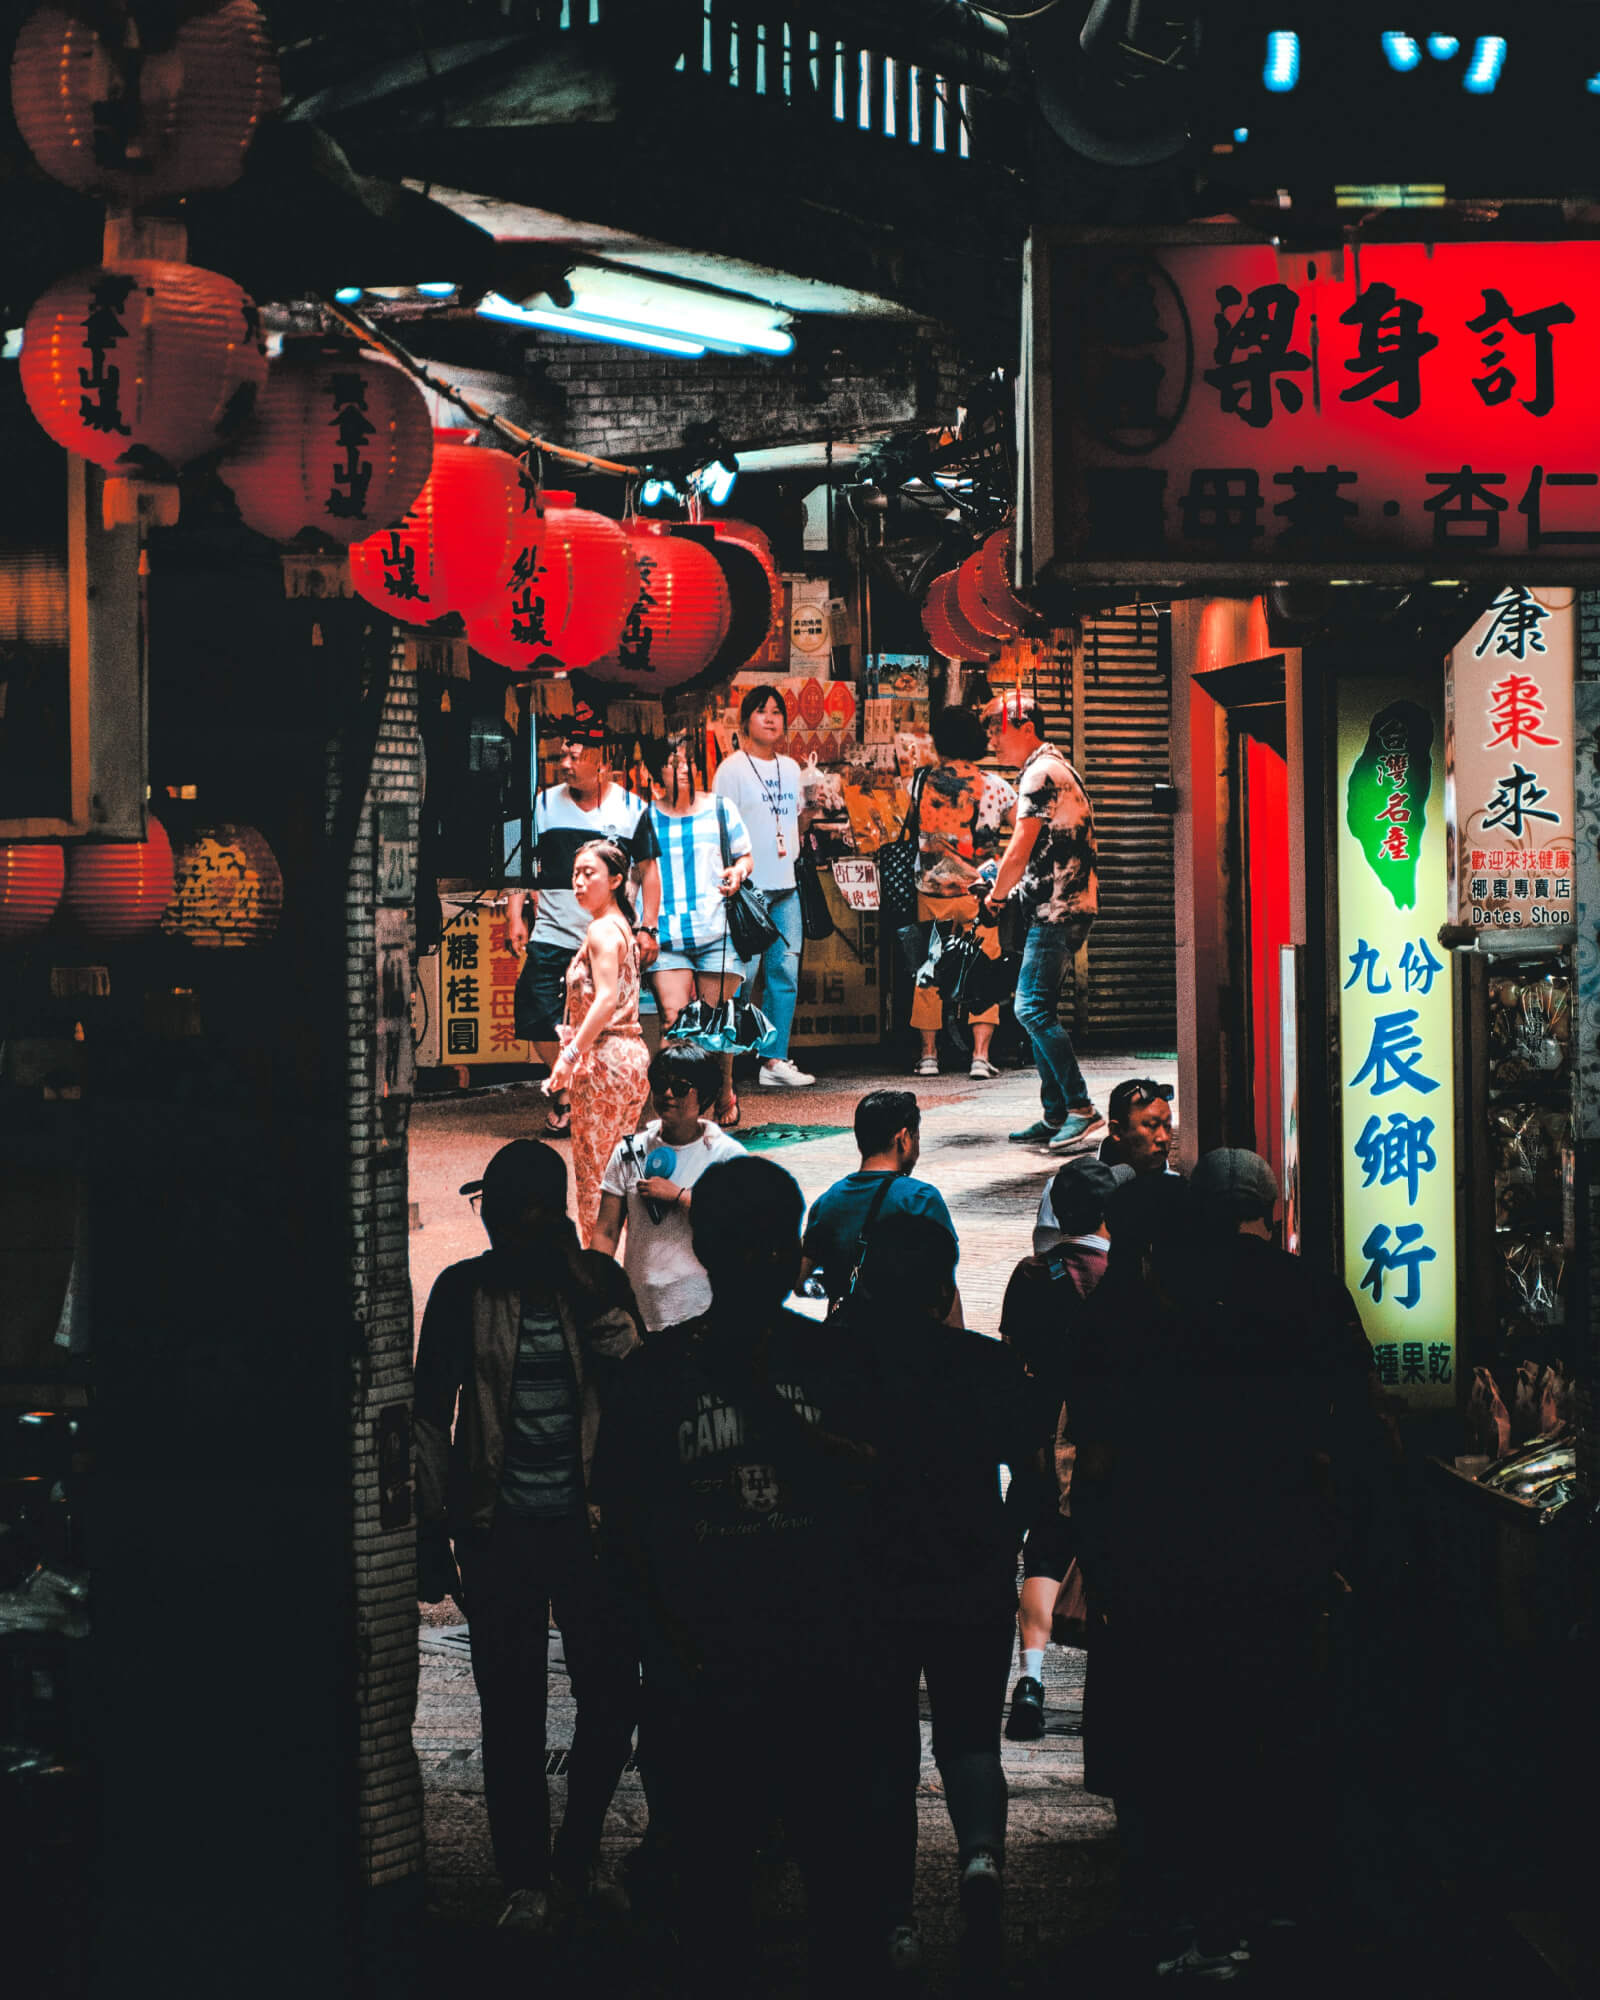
218,341,433,545
160,823,282,948
0,842,66,943
467,492,639,674
584,523,732,691
21,259,266,474
707,518,782,671
974,526,1035,634
62,816,174,940
922,570,1000,662
349,431,522,623
429,439,538,617
11,1,280,204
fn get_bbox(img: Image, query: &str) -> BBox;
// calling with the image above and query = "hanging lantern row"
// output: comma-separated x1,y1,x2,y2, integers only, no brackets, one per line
920,527,1038,662
11,0,280,205
0,820,283,948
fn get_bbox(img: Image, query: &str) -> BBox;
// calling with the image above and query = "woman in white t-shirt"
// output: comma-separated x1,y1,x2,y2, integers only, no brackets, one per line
712,684,815,1092
590,1046,746,1332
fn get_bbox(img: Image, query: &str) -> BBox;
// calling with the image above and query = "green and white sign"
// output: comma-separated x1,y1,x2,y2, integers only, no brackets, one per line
1337,678,1457,1406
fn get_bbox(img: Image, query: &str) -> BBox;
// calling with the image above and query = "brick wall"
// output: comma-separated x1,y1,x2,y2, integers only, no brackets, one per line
408,317,967,466
332,633,426,1890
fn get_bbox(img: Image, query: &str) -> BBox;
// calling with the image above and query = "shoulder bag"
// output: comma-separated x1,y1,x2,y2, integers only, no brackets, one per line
714,796,781,960
876,766,926,929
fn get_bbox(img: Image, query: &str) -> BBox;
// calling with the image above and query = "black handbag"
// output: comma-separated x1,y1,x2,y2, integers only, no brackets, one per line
876,767,925,928
714,796,781,960
795,835,835,942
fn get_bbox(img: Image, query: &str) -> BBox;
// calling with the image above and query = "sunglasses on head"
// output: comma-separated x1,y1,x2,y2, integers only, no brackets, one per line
1120,1080,1174,1107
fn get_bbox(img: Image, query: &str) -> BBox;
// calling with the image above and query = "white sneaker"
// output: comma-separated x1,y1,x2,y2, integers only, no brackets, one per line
969,1058,1001,1079
759,1058,815,1087
914,1054,940,1077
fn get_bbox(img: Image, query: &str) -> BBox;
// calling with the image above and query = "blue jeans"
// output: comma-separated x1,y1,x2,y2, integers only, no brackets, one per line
740,886,803,1059
1014,917,1093,1126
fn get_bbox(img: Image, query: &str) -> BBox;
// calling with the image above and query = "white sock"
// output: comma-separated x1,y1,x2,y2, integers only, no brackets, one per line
1021,1648,1045,1683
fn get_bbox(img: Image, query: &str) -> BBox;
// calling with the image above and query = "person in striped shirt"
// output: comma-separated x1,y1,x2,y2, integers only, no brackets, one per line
643,732,754,1127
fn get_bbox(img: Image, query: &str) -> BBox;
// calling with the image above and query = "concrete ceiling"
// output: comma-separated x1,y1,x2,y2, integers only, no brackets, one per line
403,182,928,322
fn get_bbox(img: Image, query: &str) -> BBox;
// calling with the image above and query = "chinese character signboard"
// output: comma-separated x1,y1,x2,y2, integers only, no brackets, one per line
416,894,538,1068
1446,586,1574,943
1337,678,1457,1405
1032,236,1600,581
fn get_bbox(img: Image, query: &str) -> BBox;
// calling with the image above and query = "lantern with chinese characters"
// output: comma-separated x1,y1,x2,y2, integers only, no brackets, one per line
583,523,732,692
160,823,283,949
428,438,538,616
218,340,433,546
20,260,266,474
61,817,174,940
11,1,280,205
922,569,1000,662
467,492,638,674
349,433,530,622
0,842,66,943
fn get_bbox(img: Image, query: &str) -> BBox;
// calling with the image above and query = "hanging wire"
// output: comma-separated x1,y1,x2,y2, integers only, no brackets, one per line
317,294,644,478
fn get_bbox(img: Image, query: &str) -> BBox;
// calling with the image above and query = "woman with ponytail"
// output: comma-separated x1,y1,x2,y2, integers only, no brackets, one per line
545,839,651,1242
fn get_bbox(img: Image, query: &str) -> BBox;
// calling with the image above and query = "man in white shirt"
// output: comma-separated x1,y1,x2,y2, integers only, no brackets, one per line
503,705,661,1135
713,684,815,1090
590,1047,746,1332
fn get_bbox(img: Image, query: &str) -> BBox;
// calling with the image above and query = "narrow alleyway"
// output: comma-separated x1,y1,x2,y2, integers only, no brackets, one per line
407,1056,1156,1991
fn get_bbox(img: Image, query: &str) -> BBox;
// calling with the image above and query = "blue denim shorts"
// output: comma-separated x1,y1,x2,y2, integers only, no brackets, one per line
654,932,741,976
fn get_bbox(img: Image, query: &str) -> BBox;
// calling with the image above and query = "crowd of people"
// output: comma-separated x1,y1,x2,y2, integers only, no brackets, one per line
416,1058,1389,1990
502,687,1110,1218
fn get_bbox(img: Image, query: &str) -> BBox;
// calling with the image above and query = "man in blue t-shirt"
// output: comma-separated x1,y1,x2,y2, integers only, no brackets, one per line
800,1090,963,1321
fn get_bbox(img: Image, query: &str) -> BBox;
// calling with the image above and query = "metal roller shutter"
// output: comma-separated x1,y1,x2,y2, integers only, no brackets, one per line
1023,611,1177,1050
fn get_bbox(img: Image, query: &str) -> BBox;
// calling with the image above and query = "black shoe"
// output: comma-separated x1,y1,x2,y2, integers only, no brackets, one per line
1004,1675,1046,1741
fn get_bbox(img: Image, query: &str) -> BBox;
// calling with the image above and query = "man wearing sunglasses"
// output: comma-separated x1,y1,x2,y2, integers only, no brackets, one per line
1033,1079,1175,1250
591,1047,746,1333
980,694,1103,1153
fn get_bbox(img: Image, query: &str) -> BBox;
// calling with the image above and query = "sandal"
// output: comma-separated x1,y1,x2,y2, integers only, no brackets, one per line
714,1096,741,1131
544,1101,571,1138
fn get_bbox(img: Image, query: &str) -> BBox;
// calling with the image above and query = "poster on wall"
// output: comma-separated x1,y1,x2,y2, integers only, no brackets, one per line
1446,584,1575,945
1336,677,1458,1406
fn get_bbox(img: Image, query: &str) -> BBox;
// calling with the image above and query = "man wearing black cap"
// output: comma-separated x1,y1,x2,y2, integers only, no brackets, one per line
414,1140,644,1931
999,1155,1131,1740
503,705,662,1136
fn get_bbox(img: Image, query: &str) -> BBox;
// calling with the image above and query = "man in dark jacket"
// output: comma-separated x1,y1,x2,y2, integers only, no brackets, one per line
846,1212,1045,1979
999,1155,1132,1741
414,1140,642,1932
1070,1156,1361,1978
595,1155,881,1991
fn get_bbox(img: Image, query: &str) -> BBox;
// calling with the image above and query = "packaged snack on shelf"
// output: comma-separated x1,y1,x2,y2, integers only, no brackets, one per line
1487,972,1570,1086
1498,1233,1567,1326
1489,1103,1571,1230
1466,1365,1512,1459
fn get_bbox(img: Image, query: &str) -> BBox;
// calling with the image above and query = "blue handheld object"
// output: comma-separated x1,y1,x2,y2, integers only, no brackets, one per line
644,1145,677,1180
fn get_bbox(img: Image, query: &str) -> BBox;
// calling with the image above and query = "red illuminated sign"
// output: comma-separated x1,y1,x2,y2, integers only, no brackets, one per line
1033,235,1600,580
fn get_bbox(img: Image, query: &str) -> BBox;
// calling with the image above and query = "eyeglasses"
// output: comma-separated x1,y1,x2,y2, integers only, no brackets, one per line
464,1190,483,1214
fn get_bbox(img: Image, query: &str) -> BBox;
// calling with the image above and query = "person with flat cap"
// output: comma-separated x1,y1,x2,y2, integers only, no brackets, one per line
414,1139,645,1933
999,1155,1132,1741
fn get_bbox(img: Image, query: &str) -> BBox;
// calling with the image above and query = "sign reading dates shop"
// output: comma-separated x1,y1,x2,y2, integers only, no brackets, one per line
1031,233,1600,582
